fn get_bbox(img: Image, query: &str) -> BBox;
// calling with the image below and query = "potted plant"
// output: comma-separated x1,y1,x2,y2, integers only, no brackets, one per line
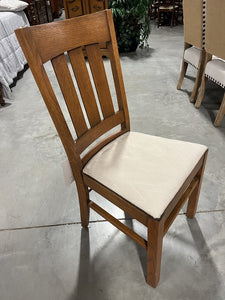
109,0,151,53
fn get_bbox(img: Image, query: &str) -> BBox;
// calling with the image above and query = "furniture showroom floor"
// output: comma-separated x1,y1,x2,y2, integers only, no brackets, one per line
0,21,225,300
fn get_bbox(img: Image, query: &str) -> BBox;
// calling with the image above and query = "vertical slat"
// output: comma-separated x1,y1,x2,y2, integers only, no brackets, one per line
106,10,130,130
86,44,115,119
52,54,88,137
68,47,101,127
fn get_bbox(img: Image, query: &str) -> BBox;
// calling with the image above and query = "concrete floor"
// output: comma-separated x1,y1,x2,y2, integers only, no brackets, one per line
0,20,225,300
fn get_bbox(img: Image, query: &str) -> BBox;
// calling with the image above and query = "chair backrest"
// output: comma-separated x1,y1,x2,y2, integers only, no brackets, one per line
183,0,204,49
205,0,225,60
15,10,130,183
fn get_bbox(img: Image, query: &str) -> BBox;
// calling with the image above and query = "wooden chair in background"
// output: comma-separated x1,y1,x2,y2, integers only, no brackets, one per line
16,10,208,287
177,0,205,103
195,0,225,126
157,0,179,27
150,0,160,20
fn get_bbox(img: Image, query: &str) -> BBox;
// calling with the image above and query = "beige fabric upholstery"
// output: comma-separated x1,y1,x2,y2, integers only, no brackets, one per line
83,132,207,219
184,46,201,69
183,0,203,49
205,0,225,60
205,59,225,88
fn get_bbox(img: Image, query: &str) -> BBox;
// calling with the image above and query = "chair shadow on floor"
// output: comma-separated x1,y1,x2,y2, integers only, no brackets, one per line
71,214,221,298
72,226,123,299
186,218,222,296
178,74,225,128
178,74,196,98
165,216,222,295
200,84,225,127
123,213,147,278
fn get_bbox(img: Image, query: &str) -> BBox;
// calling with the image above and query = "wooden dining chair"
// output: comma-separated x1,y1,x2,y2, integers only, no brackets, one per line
195,0,225,126
157,0,179,27
177,0,206,103
15,10,208,287
150,1,160,20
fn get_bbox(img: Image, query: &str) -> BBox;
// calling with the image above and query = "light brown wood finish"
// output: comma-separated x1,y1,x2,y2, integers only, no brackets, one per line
214,94,225,127
195,53,212,109
68,47,101,127
86,44,115,118
189,49,206,102
147,217,164,287
89,200,147,249
177,42,191,90
186,151,208,218
51,54,88,137
15,10,207,287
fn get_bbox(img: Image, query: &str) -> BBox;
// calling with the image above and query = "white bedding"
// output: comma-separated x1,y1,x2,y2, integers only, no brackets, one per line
0,11,29,99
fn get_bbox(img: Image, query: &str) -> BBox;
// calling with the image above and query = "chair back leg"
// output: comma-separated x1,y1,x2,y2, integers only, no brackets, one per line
214,92,225,126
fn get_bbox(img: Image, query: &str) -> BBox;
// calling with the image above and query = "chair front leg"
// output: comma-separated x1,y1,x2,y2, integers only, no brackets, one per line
77,184,90,228
147,217,164,287
177,43,191,90
195,53,212,108
195,76,207,108
170,10,174,27
190,50,206,103
214,92,225,126
157,10,160,27
177,59,188,90
186,152,208,218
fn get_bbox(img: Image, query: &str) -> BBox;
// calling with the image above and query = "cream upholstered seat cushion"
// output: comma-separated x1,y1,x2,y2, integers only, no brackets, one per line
184,46,201,68
205,59,225,88
83,132,207,219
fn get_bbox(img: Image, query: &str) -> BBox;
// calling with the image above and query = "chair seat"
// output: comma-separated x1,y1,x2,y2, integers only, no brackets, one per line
184,46,201,68
83,132,207,219
159,5,179,10
205,58,225,88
